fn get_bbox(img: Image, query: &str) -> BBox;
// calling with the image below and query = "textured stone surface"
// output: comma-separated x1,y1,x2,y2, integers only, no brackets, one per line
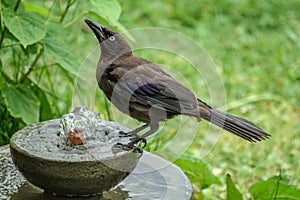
10,119,140,197
1,145,193,199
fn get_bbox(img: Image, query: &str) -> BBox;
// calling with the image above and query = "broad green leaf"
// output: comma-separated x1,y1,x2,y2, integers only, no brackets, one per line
46,21,70,38
226,174,243,200
41,35,80,75
90,0,121,25
2,0,18,9
23,2,59,20
31,84,53,121
250,177,300,200
2,84,40,124
2,9,46,47
174,156,221,189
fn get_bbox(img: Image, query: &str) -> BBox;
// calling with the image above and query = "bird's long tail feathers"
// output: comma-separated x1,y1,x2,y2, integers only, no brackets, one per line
202,108,270,142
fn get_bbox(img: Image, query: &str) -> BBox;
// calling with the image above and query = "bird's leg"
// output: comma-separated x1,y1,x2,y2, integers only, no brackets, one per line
126,104,165,148
114,123,159,153
113,143,144,154
127,122,159,148
119,124,150,137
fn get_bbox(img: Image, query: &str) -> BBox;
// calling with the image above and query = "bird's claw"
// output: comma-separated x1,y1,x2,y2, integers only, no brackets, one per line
130,137,147,148
113,142,143,155
118,130,132,137
112,137,147,155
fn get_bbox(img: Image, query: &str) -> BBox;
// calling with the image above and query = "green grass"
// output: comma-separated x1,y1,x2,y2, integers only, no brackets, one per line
118,0,300,199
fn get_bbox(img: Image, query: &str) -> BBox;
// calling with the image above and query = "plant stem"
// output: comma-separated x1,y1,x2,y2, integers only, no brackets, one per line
1,42,21,48
0,0,6,49
0,69,13,84
13,0,21,12
60,0,76,23
63,11,88,28
0,28,6,48
0,0,2,25
274,170,282,199
20,45,44,83
104,97,113,121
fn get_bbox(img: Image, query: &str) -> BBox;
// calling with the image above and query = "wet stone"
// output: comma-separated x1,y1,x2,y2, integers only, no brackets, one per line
0,148,25,198
9,107,140,197
1,146,193,199
4,106,193,199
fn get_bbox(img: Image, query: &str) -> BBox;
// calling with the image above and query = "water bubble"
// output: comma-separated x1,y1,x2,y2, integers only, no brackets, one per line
59,106,101,145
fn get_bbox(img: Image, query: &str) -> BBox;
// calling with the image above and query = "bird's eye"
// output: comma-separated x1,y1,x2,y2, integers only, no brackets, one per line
109,36,115,41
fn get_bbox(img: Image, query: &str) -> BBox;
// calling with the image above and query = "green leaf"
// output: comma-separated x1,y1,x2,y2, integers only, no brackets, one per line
90,0,121,25
250,177,300,200
2,84,40,124
174,156,221,189
23,2,59,20
1,0,18,9
31,84,53,121
2,9,46,47
41,35,80,75
46,21,70,38
226,174,243,200
0,61,5,91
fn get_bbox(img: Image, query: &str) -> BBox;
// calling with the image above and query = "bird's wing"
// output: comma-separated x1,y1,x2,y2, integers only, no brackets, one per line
112,57,200,117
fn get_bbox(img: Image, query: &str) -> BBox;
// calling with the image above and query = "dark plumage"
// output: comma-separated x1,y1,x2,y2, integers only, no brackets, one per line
85,19,270,148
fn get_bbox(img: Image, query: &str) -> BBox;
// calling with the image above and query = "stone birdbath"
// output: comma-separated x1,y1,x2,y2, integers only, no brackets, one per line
1,106,193,199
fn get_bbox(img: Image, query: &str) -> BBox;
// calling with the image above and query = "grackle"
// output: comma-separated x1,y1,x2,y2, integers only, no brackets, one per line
85,19,270,150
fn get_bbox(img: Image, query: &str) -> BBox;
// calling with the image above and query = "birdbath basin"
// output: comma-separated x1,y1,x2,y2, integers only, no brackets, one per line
1,145,193,199
9,107,140,197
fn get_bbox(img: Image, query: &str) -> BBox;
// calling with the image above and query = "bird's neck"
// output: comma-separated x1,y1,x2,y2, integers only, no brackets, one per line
97,51,131,80
99,50,132,63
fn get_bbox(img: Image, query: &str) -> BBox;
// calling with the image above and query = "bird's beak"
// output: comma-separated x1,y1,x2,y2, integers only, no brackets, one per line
85,19,106,42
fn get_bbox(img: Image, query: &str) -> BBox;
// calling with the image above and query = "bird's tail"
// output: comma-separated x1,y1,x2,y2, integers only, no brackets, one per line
199,101,270,142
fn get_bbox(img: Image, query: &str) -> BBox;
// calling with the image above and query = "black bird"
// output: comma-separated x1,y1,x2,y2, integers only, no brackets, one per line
84,19,270,149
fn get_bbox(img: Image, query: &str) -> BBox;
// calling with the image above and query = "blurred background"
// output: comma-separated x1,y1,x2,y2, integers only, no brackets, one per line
0,0,299,199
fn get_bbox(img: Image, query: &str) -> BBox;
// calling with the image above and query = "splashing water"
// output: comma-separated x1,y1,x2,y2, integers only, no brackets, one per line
59,106,131,148
59,106,101,144
11,107,133,161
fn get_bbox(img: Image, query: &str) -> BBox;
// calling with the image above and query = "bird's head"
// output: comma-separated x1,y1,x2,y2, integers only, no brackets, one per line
85,19,132,60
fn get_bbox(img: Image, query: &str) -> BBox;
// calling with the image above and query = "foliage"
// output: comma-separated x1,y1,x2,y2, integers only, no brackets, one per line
174,156,221,189
226,174,243,200
119,0,299,199
0,0,122,145
0,0,299,199
173,155,300,199
250,175,300,200
2,84,40,124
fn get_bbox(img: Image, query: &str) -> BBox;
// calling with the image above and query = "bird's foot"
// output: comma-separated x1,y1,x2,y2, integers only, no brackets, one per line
112,137,147,155
113,143,143,155
119,130,139,138
129,136,147,148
